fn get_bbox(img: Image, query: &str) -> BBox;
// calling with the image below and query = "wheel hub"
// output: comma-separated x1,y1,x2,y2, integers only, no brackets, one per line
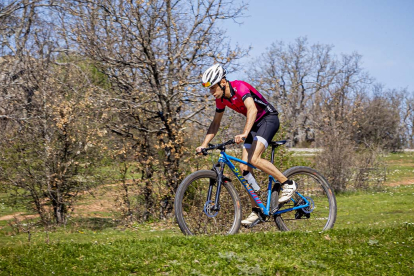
203,200,218,217
302,196,315,214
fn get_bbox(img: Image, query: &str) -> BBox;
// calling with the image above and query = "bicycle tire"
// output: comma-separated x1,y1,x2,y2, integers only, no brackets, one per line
174,170,242,235
274,166,337,232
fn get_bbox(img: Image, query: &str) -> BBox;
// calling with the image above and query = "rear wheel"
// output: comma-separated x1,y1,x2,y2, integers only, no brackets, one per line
174,170,242,235
274,166,337,232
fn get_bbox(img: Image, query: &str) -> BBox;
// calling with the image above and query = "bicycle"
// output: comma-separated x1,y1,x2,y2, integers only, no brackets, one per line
174,139,337,235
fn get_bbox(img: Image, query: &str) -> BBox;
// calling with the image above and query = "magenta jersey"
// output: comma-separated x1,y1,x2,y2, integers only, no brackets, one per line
215,80,278,122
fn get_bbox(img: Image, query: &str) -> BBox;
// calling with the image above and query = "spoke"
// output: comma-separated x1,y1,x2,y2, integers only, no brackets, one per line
181,176,237,235
277,172,332,231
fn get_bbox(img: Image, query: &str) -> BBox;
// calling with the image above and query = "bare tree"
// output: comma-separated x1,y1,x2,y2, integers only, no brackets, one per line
0,0,106,225
402,92,414,148
248,37,371,147
352,86,405,150
59,0,248,219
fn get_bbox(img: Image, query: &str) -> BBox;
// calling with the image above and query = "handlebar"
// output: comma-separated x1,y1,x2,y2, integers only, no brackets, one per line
197,139,241,155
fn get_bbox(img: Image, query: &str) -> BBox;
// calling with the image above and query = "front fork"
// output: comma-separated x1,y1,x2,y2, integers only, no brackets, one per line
206,162,225,212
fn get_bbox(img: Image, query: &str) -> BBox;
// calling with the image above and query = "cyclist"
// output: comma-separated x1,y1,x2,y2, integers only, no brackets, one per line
196,64,297,226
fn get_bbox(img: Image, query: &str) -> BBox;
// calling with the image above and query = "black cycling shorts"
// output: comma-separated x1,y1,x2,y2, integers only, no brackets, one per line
244,113,280,149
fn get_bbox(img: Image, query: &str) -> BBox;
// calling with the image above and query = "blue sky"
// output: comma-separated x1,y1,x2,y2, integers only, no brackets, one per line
223,0,414,91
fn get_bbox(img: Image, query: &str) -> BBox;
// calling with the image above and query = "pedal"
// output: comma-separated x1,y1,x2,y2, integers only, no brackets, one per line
247,218,262,228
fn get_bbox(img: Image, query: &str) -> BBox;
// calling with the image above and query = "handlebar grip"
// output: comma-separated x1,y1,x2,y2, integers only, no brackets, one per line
195,148,209,156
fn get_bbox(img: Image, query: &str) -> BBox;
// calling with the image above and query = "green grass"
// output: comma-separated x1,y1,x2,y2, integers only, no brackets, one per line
0,224,413,275
0,152,413,275
382,152,414,183
0,185,413,275
0,221,179,245
336,185,414,229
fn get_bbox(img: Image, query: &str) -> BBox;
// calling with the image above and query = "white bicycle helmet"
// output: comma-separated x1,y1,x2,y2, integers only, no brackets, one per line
202,64,227,88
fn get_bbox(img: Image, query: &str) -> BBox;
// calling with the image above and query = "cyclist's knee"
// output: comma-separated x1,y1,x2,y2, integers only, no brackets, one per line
248,155,261,167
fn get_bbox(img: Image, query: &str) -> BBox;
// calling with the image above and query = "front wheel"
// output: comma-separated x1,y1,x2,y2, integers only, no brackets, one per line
174,170,242,235
274,166,337,232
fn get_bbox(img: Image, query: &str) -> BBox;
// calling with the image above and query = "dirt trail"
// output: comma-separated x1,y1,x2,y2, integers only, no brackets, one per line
0,212,38,221
384,179,414,187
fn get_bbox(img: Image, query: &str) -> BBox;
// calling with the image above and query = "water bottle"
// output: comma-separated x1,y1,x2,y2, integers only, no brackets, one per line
243,171,260,192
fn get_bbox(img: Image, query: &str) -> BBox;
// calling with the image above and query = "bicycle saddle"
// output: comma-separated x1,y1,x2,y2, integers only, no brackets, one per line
270,140,287,147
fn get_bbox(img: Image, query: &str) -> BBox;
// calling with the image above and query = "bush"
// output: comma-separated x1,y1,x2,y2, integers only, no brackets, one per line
315,139,386,192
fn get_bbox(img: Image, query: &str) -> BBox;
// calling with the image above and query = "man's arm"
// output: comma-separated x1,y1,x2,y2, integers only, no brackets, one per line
197,111,224,151
235,97,257,144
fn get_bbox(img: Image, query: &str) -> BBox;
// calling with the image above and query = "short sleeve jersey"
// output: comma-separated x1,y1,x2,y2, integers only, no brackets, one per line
215,80,278,122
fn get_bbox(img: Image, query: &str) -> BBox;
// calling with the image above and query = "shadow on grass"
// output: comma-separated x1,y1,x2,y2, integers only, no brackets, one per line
71,217,118,231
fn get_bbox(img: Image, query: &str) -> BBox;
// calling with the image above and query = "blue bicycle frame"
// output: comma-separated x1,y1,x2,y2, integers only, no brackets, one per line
214,151,311,216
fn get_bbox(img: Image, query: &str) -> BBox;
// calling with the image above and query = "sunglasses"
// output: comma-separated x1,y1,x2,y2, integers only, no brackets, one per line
202,82,211,88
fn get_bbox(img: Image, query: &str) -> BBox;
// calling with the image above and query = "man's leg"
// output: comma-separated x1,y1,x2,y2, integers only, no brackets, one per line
240,146,258,208
248,140,296,203
240,142,263,225
247,140,287,183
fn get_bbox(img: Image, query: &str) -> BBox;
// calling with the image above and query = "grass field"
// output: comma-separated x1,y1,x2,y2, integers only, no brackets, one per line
0,152,413,275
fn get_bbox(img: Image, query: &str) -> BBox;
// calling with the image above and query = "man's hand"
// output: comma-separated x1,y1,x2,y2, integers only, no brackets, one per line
234,134,247,144
196,146,205,155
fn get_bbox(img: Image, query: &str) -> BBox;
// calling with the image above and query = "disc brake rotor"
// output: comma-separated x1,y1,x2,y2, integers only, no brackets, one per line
302,196,315,214
203,200,218,217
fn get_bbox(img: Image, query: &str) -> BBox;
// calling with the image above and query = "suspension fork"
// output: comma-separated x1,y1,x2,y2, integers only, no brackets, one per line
207,161,226,211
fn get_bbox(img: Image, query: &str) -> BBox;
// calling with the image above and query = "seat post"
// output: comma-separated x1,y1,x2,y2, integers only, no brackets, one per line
269,140,286,164
271,145,278,164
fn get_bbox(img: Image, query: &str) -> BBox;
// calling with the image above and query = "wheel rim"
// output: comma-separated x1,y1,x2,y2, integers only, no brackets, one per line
180,176,238,235
276,172,334,231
